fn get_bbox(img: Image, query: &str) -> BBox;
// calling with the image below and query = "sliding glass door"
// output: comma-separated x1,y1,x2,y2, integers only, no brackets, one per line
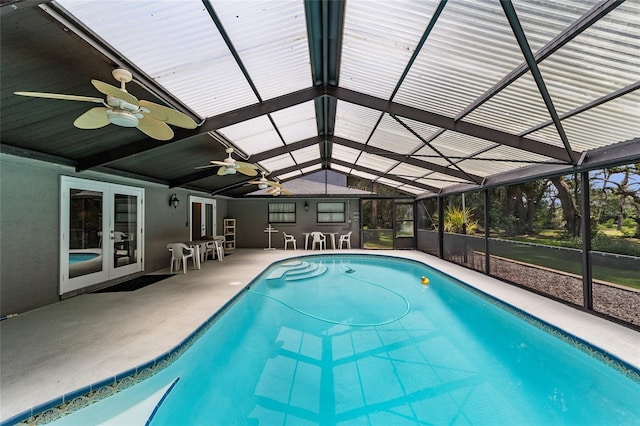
60,177,144,294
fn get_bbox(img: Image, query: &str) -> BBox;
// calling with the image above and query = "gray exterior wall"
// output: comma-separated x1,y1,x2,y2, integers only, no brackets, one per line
0,153,362,316
227,198,360,249
0,154,220,316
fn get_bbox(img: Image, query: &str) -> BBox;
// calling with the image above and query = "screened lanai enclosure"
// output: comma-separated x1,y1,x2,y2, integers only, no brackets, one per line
1,0,638,327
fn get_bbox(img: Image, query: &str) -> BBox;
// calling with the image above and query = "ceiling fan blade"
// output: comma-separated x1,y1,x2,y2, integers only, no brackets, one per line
91,80,138,105
248,180,262,185
236,161,257,169
209,160,228,166
267,181,282,188
280,189,293,195
194,165,217,170
137,115,174,140
237,164,258,177
139,100,197,129
217,166,231,176
73,107,110,129
14,91,104,103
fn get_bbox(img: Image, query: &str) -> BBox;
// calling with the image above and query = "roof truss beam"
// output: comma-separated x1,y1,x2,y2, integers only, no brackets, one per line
332,159,439,193
332,136,483,183
455,0,624,121
76,86,324,171
327,86,577,163
501,1,576,165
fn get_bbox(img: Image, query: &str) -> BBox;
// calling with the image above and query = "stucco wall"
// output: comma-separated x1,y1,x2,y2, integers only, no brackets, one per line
227,198,360,249
0,154,218,316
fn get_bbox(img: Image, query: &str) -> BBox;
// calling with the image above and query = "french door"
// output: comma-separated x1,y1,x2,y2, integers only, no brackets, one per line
60,176,144,294
189,196,216,240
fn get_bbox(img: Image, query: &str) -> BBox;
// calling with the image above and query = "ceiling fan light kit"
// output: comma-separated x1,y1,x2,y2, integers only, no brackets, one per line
14,68,197,140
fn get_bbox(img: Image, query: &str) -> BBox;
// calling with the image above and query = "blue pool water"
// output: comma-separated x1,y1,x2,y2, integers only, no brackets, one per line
47,255,640,425
68,253,99,264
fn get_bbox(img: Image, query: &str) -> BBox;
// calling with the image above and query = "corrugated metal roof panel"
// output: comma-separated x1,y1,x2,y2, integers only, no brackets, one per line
512,1,598,52
475,145,554,163
375,177,403,188
57,0,258,118
463,73,563,148
456,159,523,176
331,164,353,175
258,153,296,171
429,131,497,158
334,101,381,143
394,0,525,116
270,101,318,144
331,144,362,164
340,0,442,99
356,152,399,171
368,114,423,154
350,170,379,181
529,91,640,152
277,170,302,180
301,164,322,174
398,185,428,195
211,0,311,100
291,145,320,164
389,163,430,179
218,116,282,155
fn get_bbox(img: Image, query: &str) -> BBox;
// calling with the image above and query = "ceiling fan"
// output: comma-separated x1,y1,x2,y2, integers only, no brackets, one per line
267,186,292,197
196,147,258,176
14,69,197,141
248,172,282,190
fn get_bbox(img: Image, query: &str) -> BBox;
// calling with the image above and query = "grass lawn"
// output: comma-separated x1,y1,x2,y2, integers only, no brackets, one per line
490,243,640,290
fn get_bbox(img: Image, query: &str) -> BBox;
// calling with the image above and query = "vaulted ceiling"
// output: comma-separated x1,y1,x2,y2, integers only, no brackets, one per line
1,0,638,198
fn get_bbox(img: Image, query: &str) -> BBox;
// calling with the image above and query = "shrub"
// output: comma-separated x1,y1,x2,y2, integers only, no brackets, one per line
444,206,479,234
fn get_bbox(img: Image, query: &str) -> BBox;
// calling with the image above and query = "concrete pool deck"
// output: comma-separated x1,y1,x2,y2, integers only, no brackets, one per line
1,249,639,422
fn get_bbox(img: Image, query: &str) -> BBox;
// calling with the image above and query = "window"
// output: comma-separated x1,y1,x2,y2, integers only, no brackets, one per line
317,202,345,223
269,202,296,223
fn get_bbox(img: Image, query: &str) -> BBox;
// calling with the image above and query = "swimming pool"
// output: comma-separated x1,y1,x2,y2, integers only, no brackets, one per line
31,255,640,424
68,253,99,264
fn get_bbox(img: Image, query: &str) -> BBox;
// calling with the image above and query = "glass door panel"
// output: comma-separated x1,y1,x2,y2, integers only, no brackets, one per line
61,177,144,295
111,189,142,275
68,189,104,279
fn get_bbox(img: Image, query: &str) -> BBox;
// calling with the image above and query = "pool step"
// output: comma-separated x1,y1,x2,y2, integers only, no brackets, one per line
266,261,327,281
286,264,327,281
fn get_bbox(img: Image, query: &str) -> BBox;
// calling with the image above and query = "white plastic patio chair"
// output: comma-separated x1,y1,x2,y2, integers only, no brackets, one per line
338,231,352,249
204,241,217,261
167,243,196,274
310,232,326,250
213,239,224,262
283,232,297,250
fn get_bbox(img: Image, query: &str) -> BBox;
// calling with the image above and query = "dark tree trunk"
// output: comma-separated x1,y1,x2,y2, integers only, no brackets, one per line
550,176,581,236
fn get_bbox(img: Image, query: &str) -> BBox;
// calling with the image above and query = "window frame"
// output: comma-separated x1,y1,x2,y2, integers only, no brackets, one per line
268,202,297,223
316,202,346,224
